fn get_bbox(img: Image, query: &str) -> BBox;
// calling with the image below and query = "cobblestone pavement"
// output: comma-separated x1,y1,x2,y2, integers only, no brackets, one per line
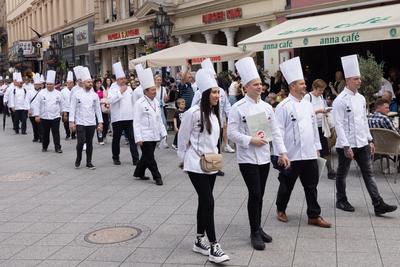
0,120,399,267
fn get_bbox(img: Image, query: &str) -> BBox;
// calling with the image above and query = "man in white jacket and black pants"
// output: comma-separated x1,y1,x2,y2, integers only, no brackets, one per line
69,67,103,170
133,67,167,186
8,72,28,134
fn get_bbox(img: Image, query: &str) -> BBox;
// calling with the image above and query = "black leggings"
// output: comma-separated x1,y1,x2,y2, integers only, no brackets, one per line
239,163,270,233
188,172,216,242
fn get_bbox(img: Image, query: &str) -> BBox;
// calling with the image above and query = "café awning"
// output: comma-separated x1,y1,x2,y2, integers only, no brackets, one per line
129,41,254,68
238,4,400,52
88,37,142,51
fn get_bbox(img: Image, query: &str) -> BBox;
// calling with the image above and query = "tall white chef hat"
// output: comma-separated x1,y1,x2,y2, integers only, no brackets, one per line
46,70,56,84
66,71,74,82
40,74,45,83
135,64,144,75
280,57,304,85
80,67,92,82
73,66,83,80
113,62,125,79
12,72,18,81
33,73,41,84
196,69,218,94
341,54,360,78
14,72,23,83
201,58,216,75
235,57,260,85
0,76,3,81
137,68,155,90
5,76,9,80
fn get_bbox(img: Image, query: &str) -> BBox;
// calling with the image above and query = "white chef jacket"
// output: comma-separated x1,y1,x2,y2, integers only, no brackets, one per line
61,87,71,112
0,84,8,96
3,84,14,104
133,95,167,142
107,83,135,123
24,83,34,92
8,86,29,110
275,94,321,161
70,85,83,101
33,89,65,120
69,89,103,126
26,89,41,116
132,86,144,109
332,87,373,148
191,88,231,123
178,105,220,174
228,95,287,165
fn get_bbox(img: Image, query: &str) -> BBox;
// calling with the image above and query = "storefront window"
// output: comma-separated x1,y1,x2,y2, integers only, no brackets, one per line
112,0,117,21
129,0,135,17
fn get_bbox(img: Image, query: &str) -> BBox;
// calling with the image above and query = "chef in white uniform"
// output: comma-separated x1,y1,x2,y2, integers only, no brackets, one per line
228,57,289,250
191,59,234,155
61,71,74,139
107,62,139,165
4,73,18,130
333,54,397,216
275,57,331,228
33,70,66,153
8,72,29,134
26,73,43,142
69,67,103,170
132,64,144,109
178,69,230,264
133,67,167,186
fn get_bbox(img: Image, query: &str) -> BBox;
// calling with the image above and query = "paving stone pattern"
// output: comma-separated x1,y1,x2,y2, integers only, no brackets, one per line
0,120,399,266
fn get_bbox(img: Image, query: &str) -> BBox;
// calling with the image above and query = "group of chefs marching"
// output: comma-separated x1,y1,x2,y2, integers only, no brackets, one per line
1,53,397,264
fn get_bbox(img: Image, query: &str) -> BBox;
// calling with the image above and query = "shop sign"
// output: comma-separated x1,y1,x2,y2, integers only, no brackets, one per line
62,32,74,48
319,32,360,45
202,8,242,24
191,56,222,64
263,40,293,50
277,16,391,36
107,28,140,41
74,25,89,46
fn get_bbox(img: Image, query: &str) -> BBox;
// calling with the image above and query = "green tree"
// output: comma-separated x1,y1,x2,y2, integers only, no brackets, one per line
359,52,384,106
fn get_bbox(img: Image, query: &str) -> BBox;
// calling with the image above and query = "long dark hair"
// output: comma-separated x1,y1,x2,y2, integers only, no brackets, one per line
94,79,103,91
200,88,220,134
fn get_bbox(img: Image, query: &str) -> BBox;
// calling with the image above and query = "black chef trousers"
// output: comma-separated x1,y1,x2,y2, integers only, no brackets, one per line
14,110,27,133
29,116,42,141
76,125,96,164
111,120,139,161
239,163,270,234
133,141,161,179
41,118,61,150
276,159,321,218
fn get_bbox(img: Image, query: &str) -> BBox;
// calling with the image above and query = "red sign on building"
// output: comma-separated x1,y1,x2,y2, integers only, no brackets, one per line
202,8,242,24
108,28,140,41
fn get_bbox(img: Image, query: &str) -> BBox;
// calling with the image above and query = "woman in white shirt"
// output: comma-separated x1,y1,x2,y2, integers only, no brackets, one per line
178,69,230,264
303,79,336,179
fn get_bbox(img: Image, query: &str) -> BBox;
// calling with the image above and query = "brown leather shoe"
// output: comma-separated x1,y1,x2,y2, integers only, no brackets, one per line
308,217,331,228
276,211,288,222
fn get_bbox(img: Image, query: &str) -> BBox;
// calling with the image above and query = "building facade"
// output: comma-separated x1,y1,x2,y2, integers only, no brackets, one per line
92,0,287,76
6,0,96,77
0,0,9,76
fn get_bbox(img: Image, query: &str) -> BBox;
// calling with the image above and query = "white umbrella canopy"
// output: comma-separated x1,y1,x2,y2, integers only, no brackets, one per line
129,41,254,68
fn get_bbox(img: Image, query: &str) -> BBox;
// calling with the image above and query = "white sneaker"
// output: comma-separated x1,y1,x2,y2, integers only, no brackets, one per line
192,236,210,256
209,243,230,263
223,144,235,153
83,144,86,151
159,139,169,149
99,142,105,145
171,144,177,150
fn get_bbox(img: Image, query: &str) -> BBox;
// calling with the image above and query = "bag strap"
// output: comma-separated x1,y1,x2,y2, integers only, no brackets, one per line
30,90,40,104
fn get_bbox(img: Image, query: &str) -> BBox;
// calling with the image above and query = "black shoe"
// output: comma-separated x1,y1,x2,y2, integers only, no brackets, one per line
216,170,225,176
32,139,39,142
132,159,139,166
250,231,265,250
328,171,336,180
55,149,63,153
374,201,397,216
155,178,163,186
259,227,272,243
86,163,96,170
21,132,27,135
134,175,150,180
42,148,47,152
113,159,121,165
71,136,76,140
75,160,80,169
336,200,355,212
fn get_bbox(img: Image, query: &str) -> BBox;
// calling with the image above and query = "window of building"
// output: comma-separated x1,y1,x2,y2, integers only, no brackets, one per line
111,0,117,21
129,0,135,17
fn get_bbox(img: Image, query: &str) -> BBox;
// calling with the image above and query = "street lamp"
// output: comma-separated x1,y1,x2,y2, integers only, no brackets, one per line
150,6,174,83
